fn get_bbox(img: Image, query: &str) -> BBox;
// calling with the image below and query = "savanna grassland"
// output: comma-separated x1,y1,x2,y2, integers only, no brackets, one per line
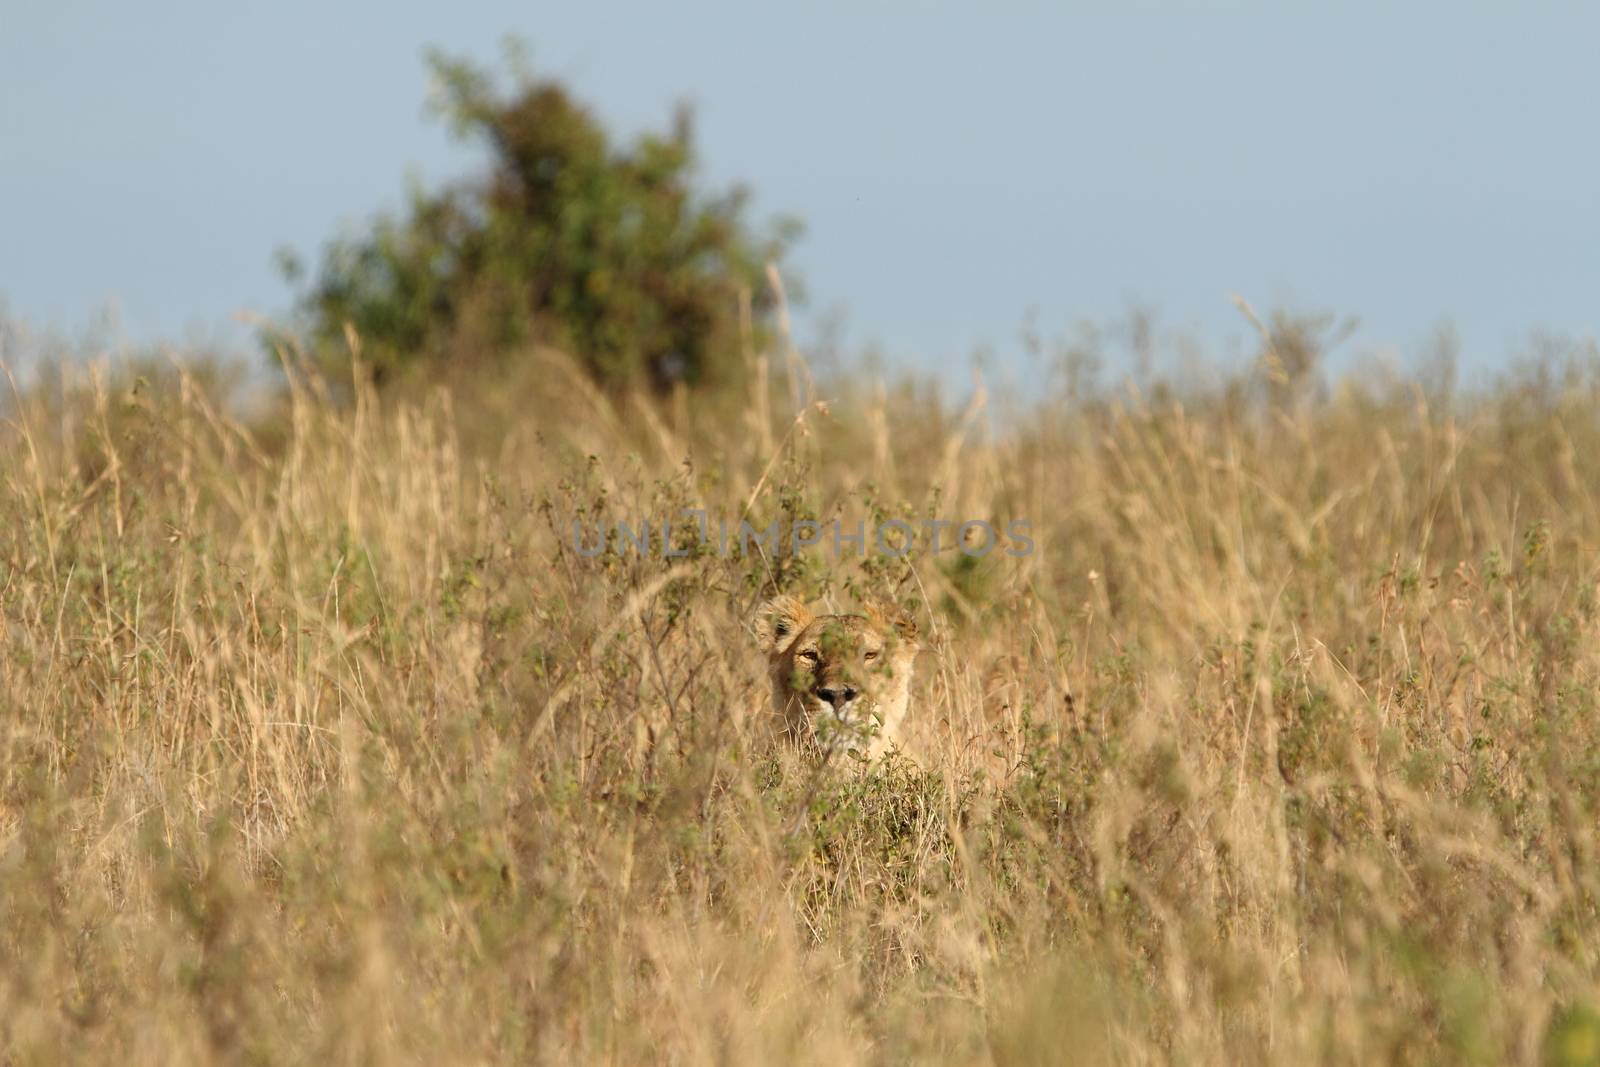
4,328,1600,1066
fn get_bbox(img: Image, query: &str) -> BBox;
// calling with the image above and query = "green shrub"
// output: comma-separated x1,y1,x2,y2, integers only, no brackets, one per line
284,47,798,393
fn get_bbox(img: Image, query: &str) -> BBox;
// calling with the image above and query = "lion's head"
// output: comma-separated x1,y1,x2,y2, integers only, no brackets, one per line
756,595,919,758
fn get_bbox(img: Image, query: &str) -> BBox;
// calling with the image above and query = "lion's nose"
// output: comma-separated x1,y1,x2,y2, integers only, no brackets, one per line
816,684,858,709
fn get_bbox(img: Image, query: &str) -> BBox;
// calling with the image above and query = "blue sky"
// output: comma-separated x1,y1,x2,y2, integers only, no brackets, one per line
3,2,1597,383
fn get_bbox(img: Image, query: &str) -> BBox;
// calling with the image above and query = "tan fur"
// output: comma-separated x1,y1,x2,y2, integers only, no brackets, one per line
755,595,919,759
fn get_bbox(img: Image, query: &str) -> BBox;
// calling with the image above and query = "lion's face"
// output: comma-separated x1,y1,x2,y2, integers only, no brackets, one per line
757,596,919,757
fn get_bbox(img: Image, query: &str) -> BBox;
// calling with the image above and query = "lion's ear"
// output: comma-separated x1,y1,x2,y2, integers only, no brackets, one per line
756,595,812,653
865,602,919,646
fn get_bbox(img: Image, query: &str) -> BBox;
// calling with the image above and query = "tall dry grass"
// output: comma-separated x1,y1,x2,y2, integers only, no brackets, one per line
4,335,1600,1065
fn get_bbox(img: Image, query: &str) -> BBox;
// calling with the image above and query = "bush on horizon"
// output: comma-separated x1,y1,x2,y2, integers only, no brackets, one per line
284,47,798,393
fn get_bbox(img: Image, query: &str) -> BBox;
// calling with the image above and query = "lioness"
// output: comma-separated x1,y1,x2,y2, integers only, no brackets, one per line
756,595,919,759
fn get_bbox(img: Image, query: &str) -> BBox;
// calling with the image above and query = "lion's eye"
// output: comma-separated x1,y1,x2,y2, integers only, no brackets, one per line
864,650,879,662
799,649,819,662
